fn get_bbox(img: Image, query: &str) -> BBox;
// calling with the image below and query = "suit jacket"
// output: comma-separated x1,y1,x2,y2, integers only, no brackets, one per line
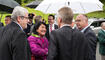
46,24,58,40
47,26,89,60
98,29,105,55
83,27,97,60
0,22,31,60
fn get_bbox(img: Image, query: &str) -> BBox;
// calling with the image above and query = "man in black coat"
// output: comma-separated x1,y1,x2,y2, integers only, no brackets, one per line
0,6,31,60
46,14,58,40
75,14,97,60
47,7,90,60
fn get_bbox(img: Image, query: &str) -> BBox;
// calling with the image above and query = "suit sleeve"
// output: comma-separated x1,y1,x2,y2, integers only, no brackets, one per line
12,31,30,60
47,31,58,60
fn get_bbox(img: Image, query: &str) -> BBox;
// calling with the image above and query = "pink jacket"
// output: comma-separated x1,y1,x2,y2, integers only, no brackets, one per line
28,34,48,60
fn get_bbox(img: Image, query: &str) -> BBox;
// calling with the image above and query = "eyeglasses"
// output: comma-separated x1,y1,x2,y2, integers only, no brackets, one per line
20,16,29,20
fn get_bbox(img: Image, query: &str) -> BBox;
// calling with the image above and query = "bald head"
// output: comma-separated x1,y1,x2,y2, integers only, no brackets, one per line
75,14,88,30
101,22,105,30
76,14,88,22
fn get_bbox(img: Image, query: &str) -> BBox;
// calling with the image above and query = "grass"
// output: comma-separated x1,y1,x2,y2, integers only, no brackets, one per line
87,11,105,18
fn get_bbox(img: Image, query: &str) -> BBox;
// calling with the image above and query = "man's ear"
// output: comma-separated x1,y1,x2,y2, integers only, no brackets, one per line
17,16,21,22
59,17,62,23
57,17,62,28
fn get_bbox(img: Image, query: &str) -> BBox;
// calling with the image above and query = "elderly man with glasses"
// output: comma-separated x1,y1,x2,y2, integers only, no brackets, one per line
0,6,31,60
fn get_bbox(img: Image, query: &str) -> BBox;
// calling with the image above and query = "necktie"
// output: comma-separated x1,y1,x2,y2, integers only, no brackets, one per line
50,24,52,32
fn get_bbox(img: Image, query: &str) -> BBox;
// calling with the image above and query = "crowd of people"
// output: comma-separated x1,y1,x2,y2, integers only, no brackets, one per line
0,6,104,60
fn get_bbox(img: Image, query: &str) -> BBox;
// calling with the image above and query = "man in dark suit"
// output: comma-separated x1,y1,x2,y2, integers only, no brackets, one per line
46,14,58,40
47,7,90,60
75,14,97,60
0,6,31,60
5,15,11,25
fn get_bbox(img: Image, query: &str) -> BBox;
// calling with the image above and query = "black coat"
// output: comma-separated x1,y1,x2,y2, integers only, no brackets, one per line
47,26,90,60
83,27,97,60
0,22,31,60
24,23,33,37
46,24,58,40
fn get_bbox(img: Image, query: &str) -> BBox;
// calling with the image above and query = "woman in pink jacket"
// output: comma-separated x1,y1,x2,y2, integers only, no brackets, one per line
28,22,48,60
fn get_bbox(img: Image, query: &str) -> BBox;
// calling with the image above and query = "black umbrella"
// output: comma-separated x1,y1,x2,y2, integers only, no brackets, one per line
26,1,41,8
0,0,20,13
0,0,20,21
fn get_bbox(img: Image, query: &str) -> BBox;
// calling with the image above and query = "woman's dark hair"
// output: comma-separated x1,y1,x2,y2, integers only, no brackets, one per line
32,22,47,35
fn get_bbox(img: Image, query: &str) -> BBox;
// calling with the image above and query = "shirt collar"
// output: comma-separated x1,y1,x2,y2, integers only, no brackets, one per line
102,29,105,32
81,26,89,33
60,24,71,28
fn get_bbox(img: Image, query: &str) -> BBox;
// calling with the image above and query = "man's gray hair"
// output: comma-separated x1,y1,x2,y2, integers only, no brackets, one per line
11,6,28,21
58,7,74,24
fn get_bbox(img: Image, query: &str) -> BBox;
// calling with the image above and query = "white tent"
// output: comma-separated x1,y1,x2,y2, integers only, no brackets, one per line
35,0,103,14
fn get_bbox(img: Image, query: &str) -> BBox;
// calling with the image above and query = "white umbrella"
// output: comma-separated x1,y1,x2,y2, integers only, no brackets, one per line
35,0,103,14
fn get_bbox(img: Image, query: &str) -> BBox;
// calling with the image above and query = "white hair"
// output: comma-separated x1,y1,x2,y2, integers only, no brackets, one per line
11,6,28,21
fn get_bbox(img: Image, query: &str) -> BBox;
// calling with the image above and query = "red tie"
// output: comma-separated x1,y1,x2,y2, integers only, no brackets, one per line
50,24,52,32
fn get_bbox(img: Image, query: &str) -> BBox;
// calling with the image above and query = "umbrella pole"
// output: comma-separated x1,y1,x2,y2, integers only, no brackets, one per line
45,4,52,13
80,2,86,14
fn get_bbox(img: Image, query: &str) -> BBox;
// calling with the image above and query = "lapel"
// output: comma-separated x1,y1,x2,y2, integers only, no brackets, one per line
83,27,90,34
61,26,72,30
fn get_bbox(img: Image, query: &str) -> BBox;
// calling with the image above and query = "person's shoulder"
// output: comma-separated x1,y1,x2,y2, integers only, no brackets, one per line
86,27,93,32
73,29,83,35
87,27,96,35
98,29,105,35
28,36,36,40
50,28,60,36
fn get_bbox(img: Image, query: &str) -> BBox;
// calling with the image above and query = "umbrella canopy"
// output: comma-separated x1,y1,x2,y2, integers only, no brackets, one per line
0,0,20,13
35,0,103,14
26,1,41,8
